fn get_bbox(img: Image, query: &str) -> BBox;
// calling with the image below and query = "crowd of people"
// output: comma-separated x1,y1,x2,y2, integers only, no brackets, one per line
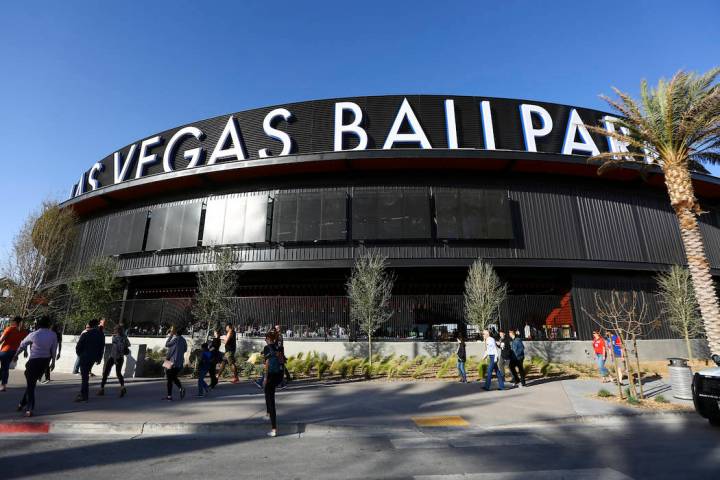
455,328,527,390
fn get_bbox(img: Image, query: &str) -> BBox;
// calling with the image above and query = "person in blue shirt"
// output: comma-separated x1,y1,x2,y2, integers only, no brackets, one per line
509,330,526,387
196,343,212,397
607,330,625,384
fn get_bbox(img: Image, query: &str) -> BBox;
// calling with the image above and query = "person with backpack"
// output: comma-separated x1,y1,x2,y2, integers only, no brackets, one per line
75,318,105,403
509,330,526,387
98,325,130,397
456,336,467,383
262,330,284,437
196,343,212,397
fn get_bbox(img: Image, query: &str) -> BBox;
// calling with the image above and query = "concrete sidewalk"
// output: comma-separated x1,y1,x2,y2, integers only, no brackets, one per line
0,370,693,435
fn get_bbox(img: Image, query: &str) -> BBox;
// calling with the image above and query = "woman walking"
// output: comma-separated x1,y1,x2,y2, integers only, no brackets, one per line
14,316,57,417
456,336,467,383
592,331,612,383
98,325,130,397
163,325,187,401
0,317,26,392
262,330,284,437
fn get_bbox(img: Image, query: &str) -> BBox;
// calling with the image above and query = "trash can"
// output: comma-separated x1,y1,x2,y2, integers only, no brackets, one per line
667,357,693,400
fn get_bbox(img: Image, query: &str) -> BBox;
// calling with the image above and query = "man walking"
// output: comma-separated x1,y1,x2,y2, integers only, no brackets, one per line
497,331,511,380
481,329,504,391
75,319,105,402
274,325,291,388
509,330,526,387
218,323,239,384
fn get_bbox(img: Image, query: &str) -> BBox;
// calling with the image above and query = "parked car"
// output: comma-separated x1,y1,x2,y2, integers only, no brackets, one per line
692,354,720,427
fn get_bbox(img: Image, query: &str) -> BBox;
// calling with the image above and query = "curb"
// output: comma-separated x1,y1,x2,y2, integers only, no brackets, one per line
0,411,698,437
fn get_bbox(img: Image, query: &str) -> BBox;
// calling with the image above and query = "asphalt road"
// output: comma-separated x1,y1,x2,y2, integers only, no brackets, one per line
1,415,718,480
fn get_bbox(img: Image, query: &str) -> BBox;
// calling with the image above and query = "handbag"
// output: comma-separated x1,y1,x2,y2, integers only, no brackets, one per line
162,359,174,370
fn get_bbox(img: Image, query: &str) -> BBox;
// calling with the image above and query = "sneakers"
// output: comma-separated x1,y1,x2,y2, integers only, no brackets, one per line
39,379,50,385
74,395,88,403
0,385,6,392
267,430,277,437
254,379,263,389
97,388,105,396
162,396,173,401
195,393,205,398
180,388,186,400
119,387,127,398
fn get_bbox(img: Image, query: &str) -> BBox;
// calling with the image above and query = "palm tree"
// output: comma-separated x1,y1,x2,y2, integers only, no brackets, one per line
588,69,720,357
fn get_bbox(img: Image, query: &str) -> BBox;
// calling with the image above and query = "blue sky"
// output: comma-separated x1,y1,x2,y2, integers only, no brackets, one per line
1,0,718,260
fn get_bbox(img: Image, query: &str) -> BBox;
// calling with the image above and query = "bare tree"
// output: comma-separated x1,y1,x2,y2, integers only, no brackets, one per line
191,247,238,335
464,259,508,332
67,257,123,333
3,200,77,318
346,251,394,367
582,290,658,399
656,266,704,361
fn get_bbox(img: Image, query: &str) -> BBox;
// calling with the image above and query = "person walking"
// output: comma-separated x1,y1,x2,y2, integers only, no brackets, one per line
274,324,291,388
208,331,222,389
72,323,91,375
592,331,612,383
509,330,526,387
14,315,57,417
98,325,130,397
218,323,239,384
607,330,625,385
456,336,467,383
262,330,284,437
163,325,187,401
497,331,511,380
75,319,105,403
481,329,505,391
40,323,62,384
196,342,212,397
0,317,27,392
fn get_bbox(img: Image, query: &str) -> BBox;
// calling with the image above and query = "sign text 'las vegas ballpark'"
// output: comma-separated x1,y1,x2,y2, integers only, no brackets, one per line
72,95,630,197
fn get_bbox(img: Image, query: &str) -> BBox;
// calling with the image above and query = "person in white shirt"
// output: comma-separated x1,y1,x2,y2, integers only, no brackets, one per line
13,315,58,417
481,329,505,391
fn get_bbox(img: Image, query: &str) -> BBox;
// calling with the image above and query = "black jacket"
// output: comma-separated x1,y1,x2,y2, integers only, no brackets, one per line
76,328,105,364
456,343,467,362
499,336,512,360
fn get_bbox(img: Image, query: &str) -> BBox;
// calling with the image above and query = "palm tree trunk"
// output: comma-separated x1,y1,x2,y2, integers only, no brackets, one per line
665,164,720,357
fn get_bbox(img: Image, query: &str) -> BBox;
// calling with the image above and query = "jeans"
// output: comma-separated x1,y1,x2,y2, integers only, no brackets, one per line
596,354,609,377
20,357,50,412
198,368,210,394
101,357,125,388
509,357,526,385
0,350,16,385
264,372,283,430
457,360,467,382
484,355,505,390
166,367,182,397
79,360,95,400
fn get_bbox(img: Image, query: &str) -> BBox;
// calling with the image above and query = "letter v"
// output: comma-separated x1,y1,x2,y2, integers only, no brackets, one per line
114,144,137,184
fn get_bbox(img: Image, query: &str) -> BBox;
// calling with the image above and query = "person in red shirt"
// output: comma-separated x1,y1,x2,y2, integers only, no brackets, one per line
0,317,28,391
592,331,611,383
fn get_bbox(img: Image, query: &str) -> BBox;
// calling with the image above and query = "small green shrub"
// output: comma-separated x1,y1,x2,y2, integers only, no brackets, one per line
654,395,669,404
412,362,428,379
625,388,640,405
597,388,614,398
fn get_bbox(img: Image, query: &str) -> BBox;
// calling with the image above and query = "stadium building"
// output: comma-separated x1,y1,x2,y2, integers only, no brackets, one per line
56,95,720,343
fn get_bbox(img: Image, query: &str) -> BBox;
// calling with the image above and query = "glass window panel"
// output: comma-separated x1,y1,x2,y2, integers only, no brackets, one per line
352,188,430,240
435,188,513,240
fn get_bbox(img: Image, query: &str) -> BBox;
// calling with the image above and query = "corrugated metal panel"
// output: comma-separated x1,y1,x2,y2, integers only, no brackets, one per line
575,189,645,262
571,273,674,340
699,210,720,269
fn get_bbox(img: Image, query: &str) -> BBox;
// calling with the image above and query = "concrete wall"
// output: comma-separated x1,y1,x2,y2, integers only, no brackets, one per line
14,337,706,377
14,335,147,379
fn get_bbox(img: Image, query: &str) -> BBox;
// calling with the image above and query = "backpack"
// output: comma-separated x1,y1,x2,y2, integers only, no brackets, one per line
123,337,131,356
266,346,282,374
